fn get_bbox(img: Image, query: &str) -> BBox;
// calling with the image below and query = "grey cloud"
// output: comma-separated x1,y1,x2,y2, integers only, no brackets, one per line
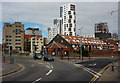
2,2,118,36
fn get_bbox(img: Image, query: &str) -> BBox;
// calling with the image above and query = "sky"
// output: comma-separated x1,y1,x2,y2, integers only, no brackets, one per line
0,0,119,44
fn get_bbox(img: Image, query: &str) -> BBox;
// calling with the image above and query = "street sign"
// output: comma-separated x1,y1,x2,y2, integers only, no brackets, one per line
74,47,77,50
109,44,115,51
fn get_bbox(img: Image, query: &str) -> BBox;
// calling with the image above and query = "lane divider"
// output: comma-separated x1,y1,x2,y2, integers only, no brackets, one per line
0,63,25,78
32,78,42,83
46,70,53,76
89,63,112,83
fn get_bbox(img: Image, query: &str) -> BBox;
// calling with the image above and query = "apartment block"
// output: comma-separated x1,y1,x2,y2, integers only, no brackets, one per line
24,28,43,53
60,3,76,36
2,22,24,51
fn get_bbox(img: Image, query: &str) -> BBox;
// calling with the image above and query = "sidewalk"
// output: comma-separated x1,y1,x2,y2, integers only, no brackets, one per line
1,62,22,77
99,61,120,82
55,56,94,64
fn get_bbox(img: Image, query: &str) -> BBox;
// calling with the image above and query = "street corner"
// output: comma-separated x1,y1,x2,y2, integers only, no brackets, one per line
1,62,25,78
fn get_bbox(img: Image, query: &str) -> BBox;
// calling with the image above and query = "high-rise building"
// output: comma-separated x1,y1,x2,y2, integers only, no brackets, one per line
2,22,24,51
60,3,76,36
47,3,76,43
94,22,111,39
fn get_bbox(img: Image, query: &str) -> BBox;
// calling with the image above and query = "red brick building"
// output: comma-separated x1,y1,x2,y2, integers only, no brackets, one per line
45,34,108,56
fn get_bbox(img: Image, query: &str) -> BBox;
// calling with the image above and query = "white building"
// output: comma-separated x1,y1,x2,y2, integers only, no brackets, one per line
47,3,76,43
47,25,58,43
60,3,76,36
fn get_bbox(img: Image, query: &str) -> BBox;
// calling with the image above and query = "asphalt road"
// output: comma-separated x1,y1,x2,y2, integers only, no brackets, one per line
2,55,120,82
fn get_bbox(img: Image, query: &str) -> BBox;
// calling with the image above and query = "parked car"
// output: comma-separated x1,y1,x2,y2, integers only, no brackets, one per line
33,54,42,59
43,55,54,61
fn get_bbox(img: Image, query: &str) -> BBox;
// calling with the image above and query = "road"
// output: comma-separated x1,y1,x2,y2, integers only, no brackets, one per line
2,55,119,82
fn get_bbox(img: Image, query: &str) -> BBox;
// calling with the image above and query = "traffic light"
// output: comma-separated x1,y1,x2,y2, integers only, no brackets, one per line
10,46,12,51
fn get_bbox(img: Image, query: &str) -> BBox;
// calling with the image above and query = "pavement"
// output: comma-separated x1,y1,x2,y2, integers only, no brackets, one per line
56,56,120,82
1,62,22,77
99,61,120,82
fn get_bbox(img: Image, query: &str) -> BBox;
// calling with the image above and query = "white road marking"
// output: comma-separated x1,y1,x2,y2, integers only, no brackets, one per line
51,65,53,69
46,65,50,69
46,70,53,76
74,64,101,78
32,78,42,83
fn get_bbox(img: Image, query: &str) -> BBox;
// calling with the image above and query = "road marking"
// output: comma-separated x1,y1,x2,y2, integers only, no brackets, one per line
51,65,53,69
46,70,53,76
89,63,112,83
0,63,25,78
74,64,101,78
32,78,42,83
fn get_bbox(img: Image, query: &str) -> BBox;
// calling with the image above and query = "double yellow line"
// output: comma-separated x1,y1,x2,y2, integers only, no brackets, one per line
89,63,112,83
0,63,25,78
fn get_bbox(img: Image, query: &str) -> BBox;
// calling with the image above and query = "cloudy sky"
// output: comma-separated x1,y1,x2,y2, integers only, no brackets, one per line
0,0,119,44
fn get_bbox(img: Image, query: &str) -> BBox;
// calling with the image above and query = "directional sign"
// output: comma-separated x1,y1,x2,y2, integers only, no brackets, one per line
109,44,115,51
74,47,77,50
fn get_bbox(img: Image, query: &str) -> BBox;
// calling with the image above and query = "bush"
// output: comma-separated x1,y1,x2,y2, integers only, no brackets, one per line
115,51,120,54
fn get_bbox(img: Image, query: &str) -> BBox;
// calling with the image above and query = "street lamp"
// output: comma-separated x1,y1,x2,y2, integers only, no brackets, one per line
79,39,83,60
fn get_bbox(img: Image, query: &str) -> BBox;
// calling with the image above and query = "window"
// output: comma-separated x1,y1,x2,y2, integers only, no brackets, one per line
74,28,76,31
74,12,76,15
16,26,18,27
15,43,20,45
19,26,21,27
69,28,71,31
10,25,12,27
40,39,42,40
68,11,71,14
9,39,11,41
74,20,76,23
69,24,72,27
6,36,8,37
69,15,72,19
69,32,72,36
68,19,71,23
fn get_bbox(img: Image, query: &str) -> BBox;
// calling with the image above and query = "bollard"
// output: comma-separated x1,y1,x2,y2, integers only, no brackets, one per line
112,65,114,71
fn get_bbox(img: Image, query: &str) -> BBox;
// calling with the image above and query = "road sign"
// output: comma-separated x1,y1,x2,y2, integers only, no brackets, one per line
109,44,115,51
74,47,77,50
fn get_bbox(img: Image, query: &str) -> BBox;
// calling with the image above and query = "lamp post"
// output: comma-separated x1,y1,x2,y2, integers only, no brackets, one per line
79,39,83,60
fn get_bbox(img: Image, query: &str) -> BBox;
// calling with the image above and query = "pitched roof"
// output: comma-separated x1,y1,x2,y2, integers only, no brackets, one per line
47,42,68,49
58,34,107,46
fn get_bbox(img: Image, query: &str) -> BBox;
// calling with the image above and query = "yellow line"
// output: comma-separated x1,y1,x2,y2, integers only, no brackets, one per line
89,63,112,83
0,63,25,78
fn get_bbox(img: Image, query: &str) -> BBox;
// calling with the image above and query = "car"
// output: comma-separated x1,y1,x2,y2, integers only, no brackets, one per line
43,55,54,61
33,54,42,59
